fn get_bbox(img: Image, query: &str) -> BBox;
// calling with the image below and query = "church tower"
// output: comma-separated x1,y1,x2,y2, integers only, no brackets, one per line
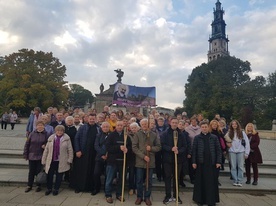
208,0,229,62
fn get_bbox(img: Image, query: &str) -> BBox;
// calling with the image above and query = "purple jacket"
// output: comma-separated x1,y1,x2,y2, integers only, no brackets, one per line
23,129,48,160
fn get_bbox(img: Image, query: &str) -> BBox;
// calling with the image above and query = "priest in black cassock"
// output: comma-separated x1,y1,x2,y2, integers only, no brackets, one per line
192,121,222,206
71,114,100,193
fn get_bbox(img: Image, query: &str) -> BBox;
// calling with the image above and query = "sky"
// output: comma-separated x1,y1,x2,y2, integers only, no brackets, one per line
0,0,276,109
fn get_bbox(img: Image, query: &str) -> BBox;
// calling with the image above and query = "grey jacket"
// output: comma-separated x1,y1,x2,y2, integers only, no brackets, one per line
132,130,161,168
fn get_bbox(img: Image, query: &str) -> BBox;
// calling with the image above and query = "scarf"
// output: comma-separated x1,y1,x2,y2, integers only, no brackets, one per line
53,135,62,161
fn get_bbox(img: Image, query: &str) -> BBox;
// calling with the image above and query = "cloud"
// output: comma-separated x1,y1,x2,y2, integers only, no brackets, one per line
0,0,275,109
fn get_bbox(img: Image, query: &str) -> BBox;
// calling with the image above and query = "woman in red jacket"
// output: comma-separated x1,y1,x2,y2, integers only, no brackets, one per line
245,123,263,185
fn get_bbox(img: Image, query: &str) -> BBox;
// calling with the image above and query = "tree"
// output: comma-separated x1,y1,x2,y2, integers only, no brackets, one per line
184,56,251,122
0,49,68,114
68,84,94,108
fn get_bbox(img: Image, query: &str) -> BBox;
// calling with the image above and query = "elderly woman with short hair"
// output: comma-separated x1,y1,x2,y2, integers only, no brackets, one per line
42,125,73,196
128,122,140,195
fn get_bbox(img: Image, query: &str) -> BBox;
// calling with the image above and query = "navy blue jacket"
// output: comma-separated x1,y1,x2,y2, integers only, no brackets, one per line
161,127,187,164
94,131,109,162
74,123,100,153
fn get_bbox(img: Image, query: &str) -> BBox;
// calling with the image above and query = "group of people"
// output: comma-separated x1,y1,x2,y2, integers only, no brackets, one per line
1,110,18,130
23,106,263,206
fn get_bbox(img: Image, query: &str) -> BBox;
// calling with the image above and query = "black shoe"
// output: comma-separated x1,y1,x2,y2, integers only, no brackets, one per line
180,181,186,187
246,180,251,184
177,197,183,204
53,190,58,196
218,182,221,186
252,181,258,185
91,190,99,196
163,196,171,204
25,187,32,193
35,186,41,192
45,189,52,196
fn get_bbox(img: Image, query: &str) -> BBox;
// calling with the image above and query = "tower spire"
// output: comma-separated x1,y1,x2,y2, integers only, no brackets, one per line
207,0,229,62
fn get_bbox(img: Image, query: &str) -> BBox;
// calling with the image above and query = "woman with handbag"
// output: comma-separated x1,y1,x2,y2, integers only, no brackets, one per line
42,125,73,196
23,120,48,192
245,123,263,185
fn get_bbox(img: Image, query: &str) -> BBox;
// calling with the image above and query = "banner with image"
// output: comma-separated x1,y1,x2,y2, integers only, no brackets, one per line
112,83,156,107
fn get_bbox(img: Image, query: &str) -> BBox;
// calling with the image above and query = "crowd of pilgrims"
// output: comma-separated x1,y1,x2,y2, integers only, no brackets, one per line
23,106,263,206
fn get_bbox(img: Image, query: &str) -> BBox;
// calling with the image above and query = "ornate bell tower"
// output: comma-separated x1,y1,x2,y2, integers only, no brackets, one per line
208,0,229,62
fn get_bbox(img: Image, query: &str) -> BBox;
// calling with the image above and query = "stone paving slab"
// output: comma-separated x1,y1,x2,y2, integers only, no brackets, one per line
0,186,275,206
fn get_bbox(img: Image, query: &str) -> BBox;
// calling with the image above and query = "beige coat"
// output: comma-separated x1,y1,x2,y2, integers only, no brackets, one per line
42,133,73,174
132,130,161,168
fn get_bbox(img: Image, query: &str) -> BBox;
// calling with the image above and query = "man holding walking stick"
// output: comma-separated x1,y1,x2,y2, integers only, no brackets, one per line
132,118,161,205
104,121,131,204
161,117,187,205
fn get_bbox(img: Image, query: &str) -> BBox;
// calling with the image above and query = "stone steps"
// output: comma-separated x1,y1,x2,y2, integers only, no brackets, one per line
1,149,276,177
0,168,275,194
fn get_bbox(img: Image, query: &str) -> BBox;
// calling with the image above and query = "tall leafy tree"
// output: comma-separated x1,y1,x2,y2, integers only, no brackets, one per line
184,56,251,121
0,49,68,113
68,84,94,108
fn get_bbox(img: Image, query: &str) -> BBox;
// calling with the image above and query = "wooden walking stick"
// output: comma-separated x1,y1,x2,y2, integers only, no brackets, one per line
174,130,179,206
121,127,127,202
146,116,150,192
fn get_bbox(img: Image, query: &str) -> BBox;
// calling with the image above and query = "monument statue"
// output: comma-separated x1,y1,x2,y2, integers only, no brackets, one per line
114,68,124,83
100,83,104,93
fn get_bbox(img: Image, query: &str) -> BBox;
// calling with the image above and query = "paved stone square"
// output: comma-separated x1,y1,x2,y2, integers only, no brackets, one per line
0,186,276,206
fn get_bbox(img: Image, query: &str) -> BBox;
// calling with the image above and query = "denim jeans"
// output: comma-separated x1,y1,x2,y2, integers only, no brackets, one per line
105,164,123,198
136,167,153,199
229,152,244,183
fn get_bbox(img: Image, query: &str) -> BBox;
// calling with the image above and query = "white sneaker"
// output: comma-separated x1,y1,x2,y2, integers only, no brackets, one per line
169,197,176,202
237,183,243,187
233,182,238,186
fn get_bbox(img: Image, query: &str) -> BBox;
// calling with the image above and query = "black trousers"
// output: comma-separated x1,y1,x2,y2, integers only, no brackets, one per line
11,123,16,130
1,121,7,130
188,158,196,182
93,161,105,192
155,151,164,180
28,160,42,187
47,161,64,191
163,162,182,198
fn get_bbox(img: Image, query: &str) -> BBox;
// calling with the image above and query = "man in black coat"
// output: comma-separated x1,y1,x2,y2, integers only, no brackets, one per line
161,117,187,204
104,121,131,204
192,121,222,206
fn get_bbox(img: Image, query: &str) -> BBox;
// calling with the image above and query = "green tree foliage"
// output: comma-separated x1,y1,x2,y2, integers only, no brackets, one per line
184,56,275,129
0,49,68,114
184,56,251,122
257,71,276,129
68,84,94,107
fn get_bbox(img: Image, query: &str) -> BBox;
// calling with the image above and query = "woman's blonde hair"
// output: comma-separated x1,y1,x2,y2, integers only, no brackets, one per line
209,119,222,133
245,123,257,135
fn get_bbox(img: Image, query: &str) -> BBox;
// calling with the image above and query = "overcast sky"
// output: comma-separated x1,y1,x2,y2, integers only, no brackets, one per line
1,0,275,109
